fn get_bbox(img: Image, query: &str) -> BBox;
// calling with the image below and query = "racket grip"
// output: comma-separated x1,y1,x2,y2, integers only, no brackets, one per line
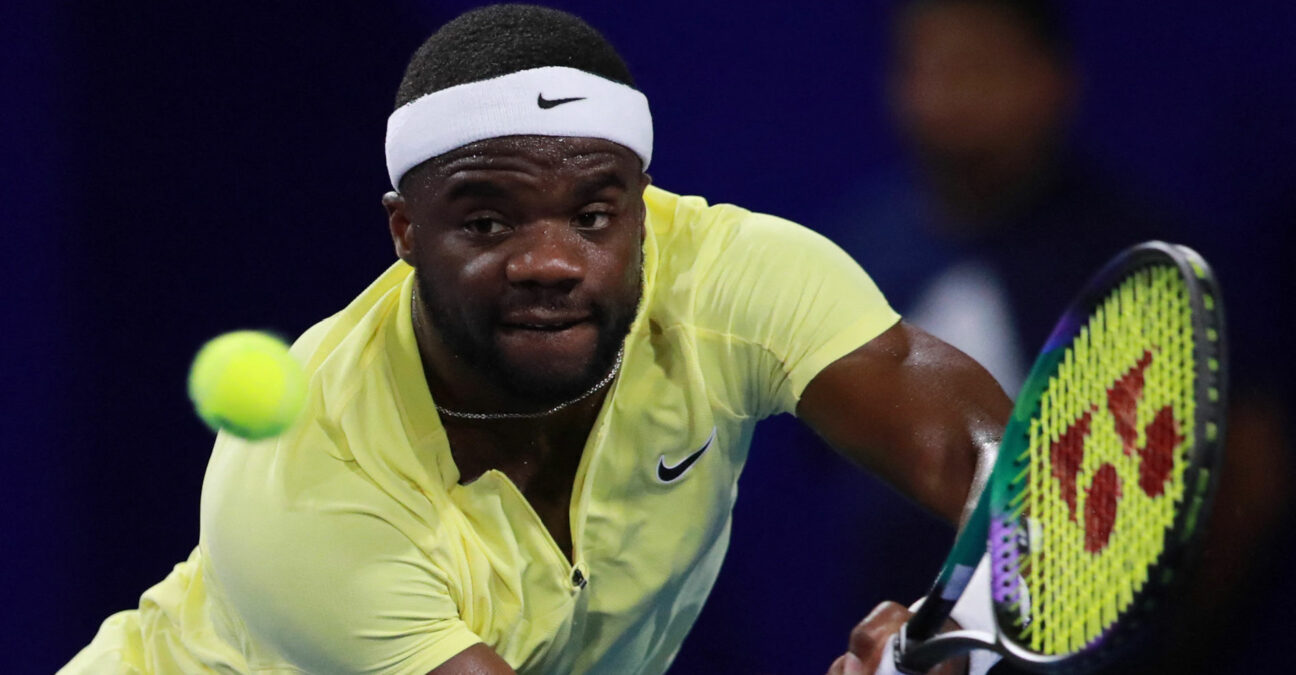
905,592,955,641
908,483,992,639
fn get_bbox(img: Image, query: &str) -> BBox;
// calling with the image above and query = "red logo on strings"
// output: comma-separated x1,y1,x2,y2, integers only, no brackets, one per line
1048,350,1185,553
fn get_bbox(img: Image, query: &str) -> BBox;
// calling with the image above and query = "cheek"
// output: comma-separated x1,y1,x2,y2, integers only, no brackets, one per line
459,254,500,285
580,237,641,310
603,227,643,280
626,240,645,287
417,237,501,291
613,237,646,305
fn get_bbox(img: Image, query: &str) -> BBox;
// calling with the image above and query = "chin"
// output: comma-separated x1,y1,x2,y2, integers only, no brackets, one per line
493,337,621,405
499,362,601,404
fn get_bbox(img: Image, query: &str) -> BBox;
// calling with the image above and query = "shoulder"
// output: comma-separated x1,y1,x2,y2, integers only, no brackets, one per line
641,184,746,263
292,260,411,383
639,185,899,417
644,184,859,290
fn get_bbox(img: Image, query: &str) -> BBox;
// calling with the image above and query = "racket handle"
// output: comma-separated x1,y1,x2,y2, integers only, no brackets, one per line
905,592,955,641
896,625,997,674
908,480,992,639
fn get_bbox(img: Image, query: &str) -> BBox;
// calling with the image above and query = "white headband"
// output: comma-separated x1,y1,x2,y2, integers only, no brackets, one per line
385,66,653,189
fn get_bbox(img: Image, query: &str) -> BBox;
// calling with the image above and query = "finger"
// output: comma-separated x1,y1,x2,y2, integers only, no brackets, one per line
827,652,874,675
849,650,877,675
849,601,913,668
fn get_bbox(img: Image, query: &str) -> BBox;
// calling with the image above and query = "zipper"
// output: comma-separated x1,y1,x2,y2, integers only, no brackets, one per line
487,470,589,592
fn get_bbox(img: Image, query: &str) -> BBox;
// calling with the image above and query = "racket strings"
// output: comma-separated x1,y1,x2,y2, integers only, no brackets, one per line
1007,266,1195,655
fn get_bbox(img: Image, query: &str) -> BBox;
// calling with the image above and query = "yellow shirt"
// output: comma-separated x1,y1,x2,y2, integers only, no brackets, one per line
62,186,899,674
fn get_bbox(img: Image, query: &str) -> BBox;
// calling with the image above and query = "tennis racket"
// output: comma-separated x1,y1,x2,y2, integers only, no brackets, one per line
896,241,1228,673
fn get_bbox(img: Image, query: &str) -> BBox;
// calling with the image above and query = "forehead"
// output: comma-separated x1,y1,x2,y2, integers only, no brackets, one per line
402,135,642,194
899,3,1042,58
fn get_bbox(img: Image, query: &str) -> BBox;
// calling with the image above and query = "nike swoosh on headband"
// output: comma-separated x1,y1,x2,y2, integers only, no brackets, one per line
656,427,718,483
537,93,587,109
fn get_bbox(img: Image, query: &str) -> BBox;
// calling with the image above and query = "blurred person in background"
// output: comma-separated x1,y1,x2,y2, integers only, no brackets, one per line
835,0,1169,395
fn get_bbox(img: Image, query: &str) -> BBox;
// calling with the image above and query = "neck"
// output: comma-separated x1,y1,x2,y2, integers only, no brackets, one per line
436,372,609,487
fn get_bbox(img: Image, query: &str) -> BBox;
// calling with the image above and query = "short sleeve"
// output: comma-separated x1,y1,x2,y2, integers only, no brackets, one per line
201,433,482,674
691,209,899,418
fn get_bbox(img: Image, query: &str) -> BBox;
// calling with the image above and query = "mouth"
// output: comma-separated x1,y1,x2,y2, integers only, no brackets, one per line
504,322,582,332
496,311,597,356
499,312,592,333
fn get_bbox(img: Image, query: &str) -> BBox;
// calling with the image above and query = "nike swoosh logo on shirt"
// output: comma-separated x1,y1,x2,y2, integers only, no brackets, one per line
537,93,587,109
656,427,718,484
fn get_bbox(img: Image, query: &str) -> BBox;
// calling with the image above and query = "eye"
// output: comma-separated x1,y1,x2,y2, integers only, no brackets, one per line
463,216,509,236
574,211,611,230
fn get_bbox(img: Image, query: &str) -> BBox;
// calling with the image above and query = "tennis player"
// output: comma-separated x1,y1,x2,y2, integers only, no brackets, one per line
63,5,1008,674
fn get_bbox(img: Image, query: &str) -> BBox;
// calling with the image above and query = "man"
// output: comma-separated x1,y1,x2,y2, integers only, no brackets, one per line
63,5,1008,674
834,0,1168,395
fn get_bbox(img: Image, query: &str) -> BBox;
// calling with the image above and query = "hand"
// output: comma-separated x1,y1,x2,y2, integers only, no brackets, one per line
826,601,967,675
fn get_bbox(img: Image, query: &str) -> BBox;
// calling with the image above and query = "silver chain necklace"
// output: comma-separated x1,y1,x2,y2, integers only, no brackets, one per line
433,347,624,421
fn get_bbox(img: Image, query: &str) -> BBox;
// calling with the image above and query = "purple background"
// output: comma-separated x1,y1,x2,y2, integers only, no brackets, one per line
4,1,1292,672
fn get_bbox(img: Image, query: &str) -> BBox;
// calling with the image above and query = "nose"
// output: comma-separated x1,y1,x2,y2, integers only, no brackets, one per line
504,221,586,288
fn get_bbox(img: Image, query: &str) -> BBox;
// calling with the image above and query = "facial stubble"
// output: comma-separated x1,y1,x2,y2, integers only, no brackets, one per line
414,257,642,409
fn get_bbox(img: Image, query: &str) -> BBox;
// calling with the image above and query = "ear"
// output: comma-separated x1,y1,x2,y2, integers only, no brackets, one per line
383,191,417,265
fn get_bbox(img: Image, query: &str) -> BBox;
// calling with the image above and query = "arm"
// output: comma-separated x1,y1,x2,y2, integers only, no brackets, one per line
427,644,516,675
799,321,1010,674
796,321,1010,524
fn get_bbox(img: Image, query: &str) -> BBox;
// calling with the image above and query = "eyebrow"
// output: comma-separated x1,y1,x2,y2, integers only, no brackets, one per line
572,170,629,198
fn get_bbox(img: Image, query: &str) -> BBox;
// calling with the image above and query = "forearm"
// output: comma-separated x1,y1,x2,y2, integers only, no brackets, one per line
943,395,1001,530
900,403,999,526
797,322,1011,524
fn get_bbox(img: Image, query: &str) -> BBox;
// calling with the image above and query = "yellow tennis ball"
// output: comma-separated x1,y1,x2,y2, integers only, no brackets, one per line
188,330,307,441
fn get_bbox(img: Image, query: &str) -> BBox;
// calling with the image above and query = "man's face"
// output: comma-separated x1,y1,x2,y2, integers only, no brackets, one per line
395,136,648,406
891,2,1071,165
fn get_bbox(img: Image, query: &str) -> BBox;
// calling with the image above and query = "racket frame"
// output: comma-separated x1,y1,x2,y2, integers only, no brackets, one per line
896,241,1228,674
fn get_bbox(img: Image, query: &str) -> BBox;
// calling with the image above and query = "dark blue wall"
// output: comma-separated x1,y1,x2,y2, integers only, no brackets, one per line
5,2,1292,672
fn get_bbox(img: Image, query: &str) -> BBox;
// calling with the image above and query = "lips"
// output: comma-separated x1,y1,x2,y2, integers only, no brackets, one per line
502,320,584,332
499,311,591,332
496,312,598,362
